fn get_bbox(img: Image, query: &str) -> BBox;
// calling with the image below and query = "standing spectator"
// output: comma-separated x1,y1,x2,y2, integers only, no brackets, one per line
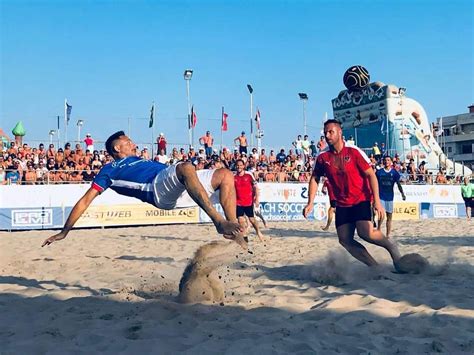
372,142,381,162
293,135,303,155
317,136,326,152
418,161,427,182
380,142,386,157
84,134,94,152
302,135,311,158
461,176,473,221
234,131,248,155
157,133,167,155
309,140,318,157
199,131,214,157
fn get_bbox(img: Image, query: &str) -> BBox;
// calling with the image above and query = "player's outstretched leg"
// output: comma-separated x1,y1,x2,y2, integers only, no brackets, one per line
355,220,401,266
210,168,248,250
176,163,245,248
337,223,378,266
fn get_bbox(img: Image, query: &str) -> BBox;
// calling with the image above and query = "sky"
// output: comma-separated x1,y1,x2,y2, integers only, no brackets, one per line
1,0,473,151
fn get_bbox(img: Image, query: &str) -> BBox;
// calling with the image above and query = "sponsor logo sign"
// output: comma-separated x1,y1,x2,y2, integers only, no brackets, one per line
11,209,53,227
392,202,419,220
433,204,458,218
76,204,199,227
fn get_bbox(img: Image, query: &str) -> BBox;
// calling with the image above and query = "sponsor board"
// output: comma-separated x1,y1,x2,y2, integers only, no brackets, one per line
259,183,328,203
11,208,54,227
433,204,458,218
395,185,463,203
392,202,419,220
75,204,199,227
260,202,327,222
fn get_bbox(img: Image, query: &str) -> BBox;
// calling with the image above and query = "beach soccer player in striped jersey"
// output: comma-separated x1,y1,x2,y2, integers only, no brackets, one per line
42,131,247,249
303,119,401,268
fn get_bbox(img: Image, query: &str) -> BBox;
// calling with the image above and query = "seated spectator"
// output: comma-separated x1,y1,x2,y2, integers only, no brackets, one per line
6,163,21,184
36,161,49,184
55,148,65,165
268,150,276,163
265,166,276,182
81,165,96,182
276,149,286,163
157,149,169,164
91,154,102,169
24,164,37,184
0,166,6,185
435,169,448,184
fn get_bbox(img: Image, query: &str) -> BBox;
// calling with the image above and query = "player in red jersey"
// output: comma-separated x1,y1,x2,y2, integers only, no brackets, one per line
303,119,401,268
234,159,265,242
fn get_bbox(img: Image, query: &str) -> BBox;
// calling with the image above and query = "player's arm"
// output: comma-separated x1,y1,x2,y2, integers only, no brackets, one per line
41,187,100,247
303,175,320,218
252,179,259,206
364,168,385,220
396,181,406,200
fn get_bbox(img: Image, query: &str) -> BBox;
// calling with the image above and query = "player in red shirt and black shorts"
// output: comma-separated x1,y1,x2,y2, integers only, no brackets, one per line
303,119,401,268
234,159,265,242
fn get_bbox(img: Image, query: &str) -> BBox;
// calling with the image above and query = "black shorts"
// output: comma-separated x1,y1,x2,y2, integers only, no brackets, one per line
239,146,248,154
335,201,372,228
237,205,254,218
463,197,473,208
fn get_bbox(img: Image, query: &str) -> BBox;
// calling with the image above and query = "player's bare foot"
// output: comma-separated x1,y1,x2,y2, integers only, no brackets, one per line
257,233,269,243
223,233,248,250
321,224,330,231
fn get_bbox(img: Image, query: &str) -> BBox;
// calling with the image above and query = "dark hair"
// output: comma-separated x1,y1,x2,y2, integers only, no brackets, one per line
323,119,342,127
105,131,125,156
235,158,245,165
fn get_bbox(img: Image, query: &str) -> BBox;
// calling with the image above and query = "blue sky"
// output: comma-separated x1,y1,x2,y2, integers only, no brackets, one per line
1,0,472,150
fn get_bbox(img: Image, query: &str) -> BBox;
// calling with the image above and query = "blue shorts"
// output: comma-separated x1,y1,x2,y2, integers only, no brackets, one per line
381,199,394,214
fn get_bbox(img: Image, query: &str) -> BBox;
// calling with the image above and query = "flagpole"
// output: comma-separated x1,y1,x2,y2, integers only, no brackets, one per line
151,102,155,157
221,107,224,152
64,99,68,145
57,115,61,148
250,92,254,148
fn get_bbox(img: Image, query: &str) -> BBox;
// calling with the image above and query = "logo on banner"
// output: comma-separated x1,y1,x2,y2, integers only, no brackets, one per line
393,202,419,220
433,204,457,218
313,202,327,221
12,209,53,227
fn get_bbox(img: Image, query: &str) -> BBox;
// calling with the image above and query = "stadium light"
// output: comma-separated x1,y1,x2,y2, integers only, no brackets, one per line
298,93,308,135
76,119,84,144
184,69,193,146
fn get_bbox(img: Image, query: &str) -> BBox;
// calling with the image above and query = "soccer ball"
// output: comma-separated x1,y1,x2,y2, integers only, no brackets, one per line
343,65,370,91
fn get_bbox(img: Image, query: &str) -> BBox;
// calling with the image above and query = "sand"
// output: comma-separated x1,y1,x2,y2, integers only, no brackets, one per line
1,219,473,354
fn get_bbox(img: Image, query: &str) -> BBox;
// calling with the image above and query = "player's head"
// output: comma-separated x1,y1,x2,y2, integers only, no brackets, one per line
323,119,343,146
383,155,392,168
105,131,136,159
235,159,245,173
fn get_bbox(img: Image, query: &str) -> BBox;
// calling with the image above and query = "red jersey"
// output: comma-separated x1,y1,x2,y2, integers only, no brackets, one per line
234,172,255,207
313,143,372,207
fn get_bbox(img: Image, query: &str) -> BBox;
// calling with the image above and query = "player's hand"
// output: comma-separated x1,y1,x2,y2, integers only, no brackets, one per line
373,201,385,222
402,194,406,201
42,232,67,247
303,203,313,219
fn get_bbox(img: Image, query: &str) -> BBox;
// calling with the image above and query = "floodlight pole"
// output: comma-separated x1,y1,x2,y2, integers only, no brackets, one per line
184,70,193,147
247,84,254,148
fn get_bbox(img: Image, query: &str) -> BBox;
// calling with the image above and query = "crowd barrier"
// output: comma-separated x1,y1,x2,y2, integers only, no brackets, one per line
0,183,468,230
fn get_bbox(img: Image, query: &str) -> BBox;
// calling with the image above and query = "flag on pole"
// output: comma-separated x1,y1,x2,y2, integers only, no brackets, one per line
189,106,197,129
255,108,261,130
149,103,155,128
65,101,72,123
222,110,228,131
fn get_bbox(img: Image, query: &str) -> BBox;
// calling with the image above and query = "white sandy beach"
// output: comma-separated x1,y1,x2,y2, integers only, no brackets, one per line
1,219,473,354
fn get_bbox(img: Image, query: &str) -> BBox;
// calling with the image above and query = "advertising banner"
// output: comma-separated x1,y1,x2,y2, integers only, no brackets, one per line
75,204,199,227
392,202,419,220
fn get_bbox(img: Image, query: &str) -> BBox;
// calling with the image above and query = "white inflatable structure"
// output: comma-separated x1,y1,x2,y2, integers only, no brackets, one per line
331,83,472,176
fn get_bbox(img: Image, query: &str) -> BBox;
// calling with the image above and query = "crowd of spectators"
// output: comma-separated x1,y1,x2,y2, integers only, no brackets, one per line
0,132,469,185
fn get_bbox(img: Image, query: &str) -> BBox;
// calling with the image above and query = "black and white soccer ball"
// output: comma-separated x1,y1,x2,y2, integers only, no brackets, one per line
343,65,370,91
